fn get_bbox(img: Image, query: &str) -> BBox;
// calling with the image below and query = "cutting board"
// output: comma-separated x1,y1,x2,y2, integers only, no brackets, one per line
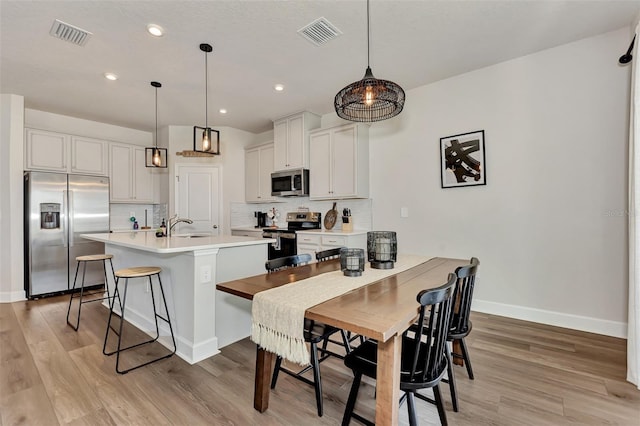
324,202,338,230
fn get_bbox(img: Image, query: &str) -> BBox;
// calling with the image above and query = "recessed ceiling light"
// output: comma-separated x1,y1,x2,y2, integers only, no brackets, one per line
219,109,227,114
147,24,164,37
104,72,118,81
274,84,285,92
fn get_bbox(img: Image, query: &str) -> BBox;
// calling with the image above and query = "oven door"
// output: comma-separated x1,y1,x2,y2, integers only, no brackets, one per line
263,231,297,260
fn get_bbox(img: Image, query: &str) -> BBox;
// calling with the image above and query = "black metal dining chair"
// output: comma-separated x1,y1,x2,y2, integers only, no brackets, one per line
315,247,343,262
265,253,312,271
341,273,457,426
266,253,351,417
316,247,365,349
411,257,480,413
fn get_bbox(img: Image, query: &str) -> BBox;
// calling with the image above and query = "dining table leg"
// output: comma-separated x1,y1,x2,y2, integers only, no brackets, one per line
375,334,402,426
254,346,274,412
452,339,464,366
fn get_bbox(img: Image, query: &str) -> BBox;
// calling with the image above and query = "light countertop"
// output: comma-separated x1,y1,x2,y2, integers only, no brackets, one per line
231,226,368,236
296,229,368,236
110,228,156,233
82,232,275,254
230,226,285,232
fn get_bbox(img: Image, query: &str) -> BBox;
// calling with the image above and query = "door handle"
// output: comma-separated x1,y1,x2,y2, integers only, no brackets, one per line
212,225,218,229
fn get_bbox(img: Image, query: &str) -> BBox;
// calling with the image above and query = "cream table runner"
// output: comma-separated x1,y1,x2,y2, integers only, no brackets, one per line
251,254,430,365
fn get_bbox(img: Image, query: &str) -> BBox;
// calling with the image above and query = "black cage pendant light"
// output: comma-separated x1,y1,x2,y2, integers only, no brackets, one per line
145,81,168,168
193,43,220,155
334,0,405,122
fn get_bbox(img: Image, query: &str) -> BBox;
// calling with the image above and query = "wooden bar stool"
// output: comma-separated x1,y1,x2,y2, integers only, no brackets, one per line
102,266,176,374
66,254,116,331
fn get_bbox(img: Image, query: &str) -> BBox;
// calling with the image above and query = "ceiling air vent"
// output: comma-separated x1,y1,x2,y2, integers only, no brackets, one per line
49,19,92,46
298,17,342,46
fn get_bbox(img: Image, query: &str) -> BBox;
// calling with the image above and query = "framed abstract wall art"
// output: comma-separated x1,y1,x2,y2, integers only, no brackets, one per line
440,130,486,188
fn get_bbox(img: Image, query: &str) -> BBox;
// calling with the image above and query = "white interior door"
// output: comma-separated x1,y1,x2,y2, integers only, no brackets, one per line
175,164,221,235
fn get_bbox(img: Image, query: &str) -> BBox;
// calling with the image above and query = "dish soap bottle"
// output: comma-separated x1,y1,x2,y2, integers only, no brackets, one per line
160,218,167,236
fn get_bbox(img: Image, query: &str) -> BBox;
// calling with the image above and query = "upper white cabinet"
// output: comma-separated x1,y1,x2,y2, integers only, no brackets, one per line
25,129,107,176
309,123,369,200
245,142,276,203
273,111,320,171
70,136,108,175
109,143,153,203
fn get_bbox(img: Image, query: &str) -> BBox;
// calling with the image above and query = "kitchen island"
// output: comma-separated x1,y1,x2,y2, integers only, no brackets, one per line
81,232,274,364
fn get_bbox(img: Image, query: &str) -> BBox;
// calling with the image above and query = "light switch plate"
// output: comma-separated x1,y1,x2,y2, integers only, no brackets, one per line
400,207,409,218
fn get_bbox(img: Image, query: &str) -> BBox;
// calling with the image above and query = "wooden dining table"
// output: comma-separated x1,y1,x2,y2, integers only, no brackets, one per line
216,256,466,426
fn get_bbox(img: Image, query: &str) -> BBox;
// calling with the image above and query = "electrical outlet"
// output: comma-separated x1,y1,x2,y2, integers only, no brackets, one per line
201,265,212,283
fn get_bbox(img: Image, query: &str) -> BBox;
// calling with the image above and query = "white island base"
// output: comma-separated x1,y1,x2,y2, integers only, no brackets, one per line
83,232,271,364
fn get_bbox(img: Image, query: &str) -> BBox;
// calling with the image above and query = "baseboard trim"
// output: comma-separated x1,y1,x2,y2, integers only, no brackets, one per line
472,299,627,339
0,290,26,303
107,304,219,365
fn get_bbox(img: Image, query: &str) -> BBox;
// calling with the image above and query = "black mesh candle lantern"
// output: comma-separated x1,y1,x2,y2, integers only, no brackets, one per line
367,231,397,269
340,248,365,277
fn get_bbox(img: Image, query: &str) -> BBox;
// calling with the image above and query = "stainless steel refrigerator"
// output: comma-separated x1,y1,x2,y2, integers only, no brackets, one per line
24,171,110,298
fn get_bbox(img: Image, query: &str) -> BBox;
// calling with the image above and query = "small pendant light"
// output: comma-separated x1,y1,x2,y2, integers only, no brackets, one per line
193,43,220,155
334,0,405,122
145,81,167,168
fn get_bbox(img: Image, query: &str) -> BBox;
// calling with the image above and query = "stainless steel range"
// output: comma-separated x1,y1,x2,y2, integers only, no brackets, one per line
263,211,321,260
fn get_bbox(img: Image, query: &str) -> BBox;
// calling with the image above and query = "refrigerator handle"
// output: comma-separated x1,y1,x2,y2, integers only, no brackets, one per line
68,190,74,247
62,190,68,247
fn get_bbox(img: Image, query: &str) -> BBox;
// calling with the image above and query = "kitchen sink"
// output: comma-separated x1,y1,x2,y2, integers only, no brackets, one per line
172,233,212,238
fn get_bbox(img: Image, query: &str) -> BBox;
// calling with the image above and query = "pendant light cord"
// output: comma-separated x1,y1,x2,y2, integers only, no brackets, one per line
366,0,370,68
205,50,208,129
154,86,158,148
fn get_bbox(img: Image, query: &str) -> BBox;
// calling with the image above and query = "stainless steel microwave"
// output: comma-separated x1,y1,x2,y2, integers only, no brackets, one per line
271,168,309,197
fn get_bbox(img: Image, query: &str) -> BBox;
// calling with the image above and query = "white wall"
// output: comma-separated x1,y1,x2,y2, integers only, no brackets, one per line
359,27,631,337
0,95,25,302
167,125,257,234
25,109,151,145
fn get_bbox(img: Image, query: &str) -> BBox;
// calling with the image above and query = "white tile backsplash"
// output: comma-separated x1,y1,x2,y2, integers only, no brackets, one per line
110,203,167,231
230,198,372,230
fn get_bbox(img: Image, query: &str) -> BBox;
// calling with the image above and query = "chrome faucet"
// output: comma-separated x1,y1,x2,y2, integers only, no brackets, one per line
167,214,193,237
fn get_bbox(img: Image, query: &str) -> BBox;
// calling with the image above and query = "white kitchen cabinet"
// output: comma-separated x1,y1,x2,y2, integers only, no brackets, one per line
297,233,321,260
273,111,320,171
245,142,276,203
109,143,153,203
309,123,369,200
70,136,108,175
296,231,367,263
25,129,107,176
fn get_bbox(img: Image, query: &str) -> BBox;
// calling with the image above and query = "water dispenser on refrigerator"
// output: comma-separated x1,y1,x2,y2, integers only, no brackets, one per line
40,203,60,229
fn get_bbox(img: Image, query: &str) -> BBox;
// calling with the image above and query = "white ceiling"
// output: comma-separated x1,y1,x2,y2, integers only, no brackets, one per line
1,1,638,134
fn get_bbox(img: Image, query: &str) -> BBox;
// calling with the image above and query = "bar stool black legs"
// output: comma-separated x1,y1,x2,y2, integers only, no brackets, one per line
66,254,116,331
102,266,176,374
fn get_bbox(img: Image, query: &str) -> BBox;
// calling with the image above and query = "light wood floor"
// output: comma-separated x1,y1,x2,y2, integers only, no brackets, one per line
1,294,639,425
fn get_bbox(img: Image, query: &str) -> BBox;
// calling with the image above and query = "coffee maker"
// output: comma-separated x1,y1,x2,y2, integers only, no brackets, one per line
254,211,267,228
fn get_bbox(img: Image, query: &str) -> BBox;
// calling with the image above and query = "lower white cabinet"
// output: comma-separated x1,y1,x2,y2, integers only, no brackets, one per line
109,143,153,203
24,128,107,176
296,232,367,262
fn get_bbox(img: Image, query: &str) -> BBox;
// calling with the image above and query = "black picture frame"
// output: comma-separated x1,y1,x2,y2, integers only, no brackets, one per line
440,130,486,188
